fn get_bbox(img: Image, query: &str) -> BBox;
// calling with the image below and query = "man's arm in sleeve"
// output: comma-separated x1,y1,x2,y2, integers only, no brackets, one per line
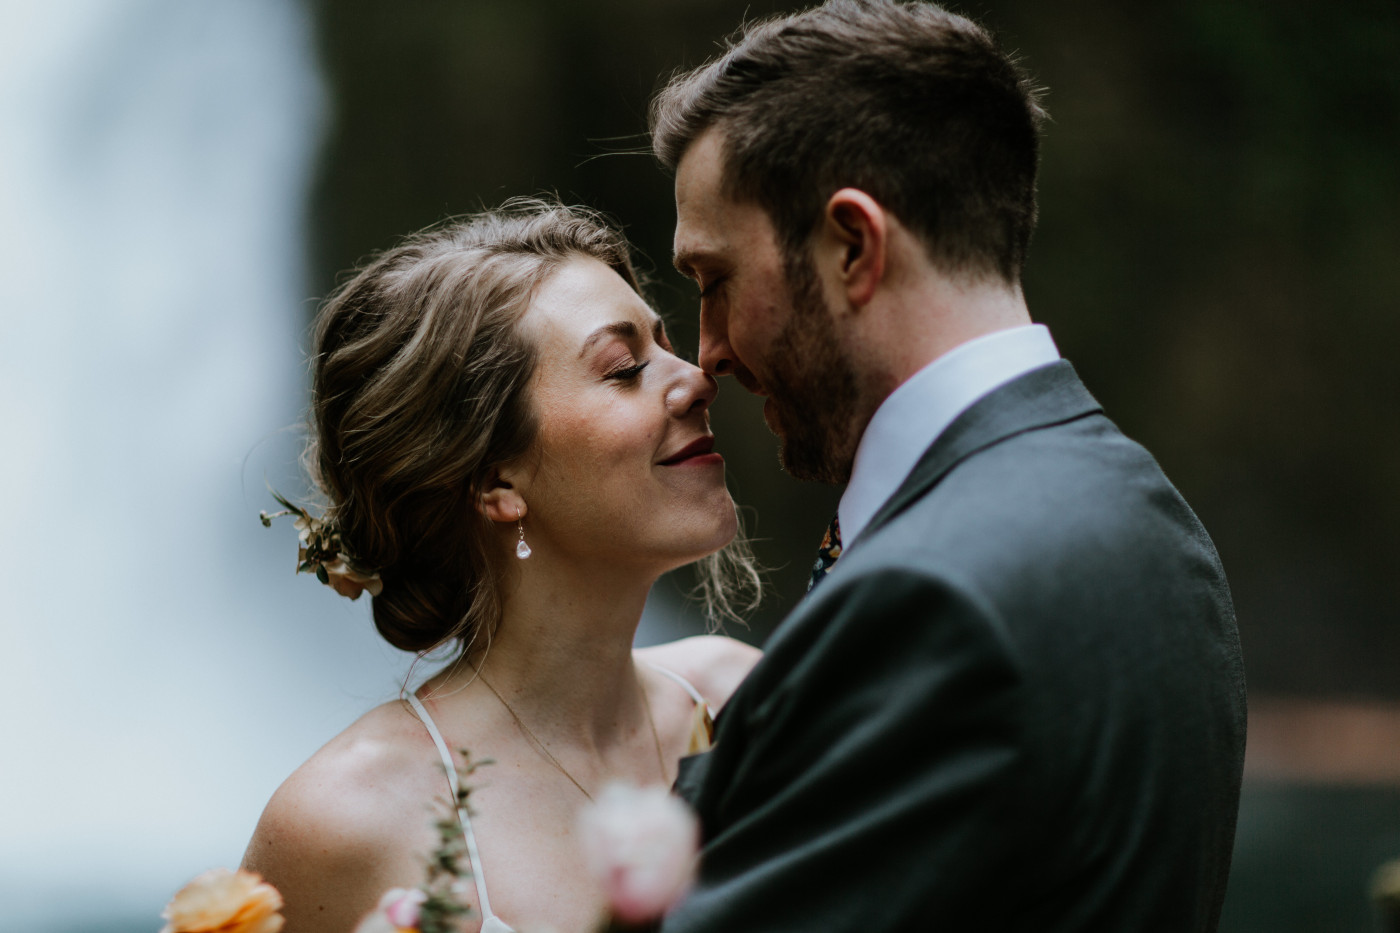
662,566,1033,932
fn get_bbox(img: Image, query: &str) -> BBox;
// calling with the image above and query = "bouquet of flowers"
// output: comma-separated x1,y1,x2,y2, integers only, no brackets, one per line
352,777,700,933
162,753,699,933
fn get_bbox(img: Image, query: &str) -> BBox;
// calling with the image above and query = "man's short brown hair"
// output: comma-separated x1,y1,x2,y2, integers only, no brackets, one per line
651,0,1046,284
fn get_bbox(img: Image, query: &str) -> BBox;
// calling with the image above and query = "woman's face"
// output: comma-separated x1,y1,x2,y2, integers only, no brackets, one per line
509,255,737,572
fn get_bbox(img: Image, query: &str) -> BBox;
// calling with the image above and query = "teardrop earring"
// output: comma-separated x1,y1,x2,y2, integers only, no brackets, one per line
515,508,532,560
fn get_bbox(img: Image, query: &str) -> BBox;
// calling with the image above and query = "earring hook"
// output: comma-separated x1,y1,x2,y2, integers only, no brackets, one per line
515,506,532,560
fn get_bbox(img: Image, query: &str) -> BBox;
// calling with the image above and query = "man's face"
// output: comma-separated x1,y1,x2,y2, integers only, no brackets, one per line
673,128,859,483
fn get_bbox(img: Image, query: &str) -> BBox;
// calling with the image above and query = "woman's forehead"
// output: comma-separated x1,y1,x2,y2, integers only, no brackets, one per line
524,255,659,349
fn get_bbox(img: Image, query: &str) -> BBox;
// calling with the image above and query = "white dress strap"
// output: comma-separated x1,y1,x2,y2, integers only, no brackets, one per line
405,692,515,933
643,662,716,754
644,662,712,714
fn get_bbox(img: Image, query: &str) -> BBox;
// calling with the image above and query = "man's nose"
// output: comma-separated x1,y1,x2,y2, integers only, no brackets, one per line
698,305,734,376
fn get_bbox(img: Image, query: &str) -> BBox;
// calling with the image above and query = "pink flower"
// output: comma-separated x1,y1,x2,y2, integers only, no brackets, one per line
353,888,427,933
382,888,427,928
578,782,700,925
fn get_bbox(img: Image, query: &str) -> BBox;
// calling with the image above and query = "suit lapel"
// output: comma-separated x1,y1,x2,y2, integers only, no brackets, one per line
849,361,1103,551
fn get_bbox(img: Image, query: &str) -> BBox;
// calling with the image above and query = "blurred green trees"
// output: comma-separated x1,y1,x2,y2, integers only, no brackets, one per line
303,0,1400,697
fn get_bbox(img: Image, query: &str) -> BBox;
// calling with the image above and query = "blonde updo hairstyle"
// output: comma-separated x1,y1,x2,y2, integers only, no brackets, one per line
308,200,757,656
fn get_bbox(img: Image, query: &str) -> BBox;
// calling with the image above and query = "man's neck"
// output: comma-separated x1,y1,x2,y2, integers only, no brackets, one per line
838,321,1060,547
859,271,1032,399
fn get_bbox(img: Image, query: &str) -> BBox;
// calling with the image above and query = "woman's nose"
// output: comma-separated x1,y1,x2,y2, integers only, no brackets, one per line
668,360,718,417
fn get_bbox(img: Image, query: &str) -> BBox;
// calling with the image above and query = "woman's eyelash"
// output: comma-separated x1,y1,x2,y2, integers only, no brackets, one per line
606,361,649,381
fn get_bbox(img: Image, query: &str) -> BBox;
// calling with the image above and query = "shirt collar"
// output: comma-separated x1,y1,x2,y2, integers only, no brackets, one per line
837,324,1061,547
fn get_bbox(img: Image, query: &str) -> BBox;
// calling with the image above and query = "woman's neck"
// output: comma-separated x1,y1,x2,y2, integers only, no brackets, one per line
433,556,659,753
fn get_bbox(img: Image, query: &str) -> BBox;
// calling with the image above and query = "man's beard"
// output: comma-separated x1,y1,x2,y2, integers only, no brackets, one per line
765,253,861,484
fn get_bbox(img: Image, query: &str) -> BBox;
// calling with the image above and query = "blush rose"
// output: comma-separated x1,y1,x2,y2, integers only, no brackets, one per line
577,782,701,925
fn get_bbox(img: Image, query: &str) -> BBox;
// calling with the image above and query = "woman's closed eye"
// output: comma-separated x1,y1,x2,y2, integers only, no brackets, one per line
605,360,649,382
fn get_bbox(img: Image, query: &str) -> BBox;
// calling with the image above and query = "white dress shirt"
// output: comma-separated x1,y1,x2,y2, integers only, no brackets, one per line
838,324,1061,548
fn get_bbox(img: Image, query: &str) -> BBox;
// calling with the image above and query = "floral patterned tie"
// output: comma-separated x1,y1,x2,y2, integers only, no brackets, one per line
807,513,843,592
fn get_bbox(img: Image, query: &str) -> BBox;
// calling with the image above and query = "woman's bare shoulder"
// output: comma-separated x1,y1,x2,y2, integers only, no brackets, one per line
246,701,430,842
636,635,762,711
241,700,441,933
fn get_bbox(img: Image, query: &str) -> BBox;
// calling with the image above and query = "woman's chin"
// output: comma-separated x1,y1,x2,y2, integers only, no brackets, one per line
657,511,740,572
705,500,741,550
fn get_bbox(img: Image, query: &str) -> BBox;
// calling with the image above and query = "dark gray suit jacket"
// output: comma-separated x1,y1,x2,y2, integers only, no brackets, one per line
663,361,1247,932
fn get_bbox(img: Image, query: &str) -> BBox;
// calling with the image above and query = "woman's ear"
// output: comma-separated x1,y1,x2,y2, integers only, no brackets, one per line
820,187,887,309
477,468,527,524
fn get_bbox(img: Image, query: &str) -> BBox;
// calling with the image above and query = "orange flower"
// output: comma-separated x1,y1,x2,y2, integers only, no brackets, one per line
160,868,285,933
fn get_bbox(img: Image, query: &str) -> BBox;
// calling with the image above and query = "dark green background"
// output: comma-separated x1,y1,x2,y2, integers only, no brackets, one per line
301,2,1400,928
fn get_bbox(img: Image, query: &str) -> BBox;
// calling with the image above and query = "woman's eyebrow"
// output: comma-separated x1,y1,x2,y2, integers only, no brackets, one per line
578,316,666,358
578,320,639,358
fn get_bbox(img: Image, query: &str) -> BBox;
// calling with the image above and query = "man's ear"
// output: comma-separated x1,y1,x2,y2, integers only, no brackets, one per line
477,467,527,525
821,188,887,309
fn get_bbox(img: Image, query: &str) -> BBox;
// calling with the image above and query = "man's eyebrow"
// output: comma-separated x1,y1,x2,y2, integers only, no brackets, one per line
578,317,665,358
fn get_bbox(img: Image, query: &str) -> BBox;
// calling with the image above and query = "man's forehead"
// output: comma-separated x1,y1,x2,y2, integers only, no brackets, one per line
674,125,727,204
672,129,730,263
672,226,721,276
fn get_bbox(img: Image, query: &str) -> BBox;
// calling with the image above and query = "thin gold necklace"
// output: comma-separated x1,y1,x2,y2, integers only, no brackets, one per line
479,669,668,802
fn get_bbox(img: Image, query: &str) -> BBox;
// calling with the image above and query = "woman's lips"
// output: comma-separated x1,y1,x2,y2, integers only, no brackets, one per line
671,451,725,467
658,436,723,466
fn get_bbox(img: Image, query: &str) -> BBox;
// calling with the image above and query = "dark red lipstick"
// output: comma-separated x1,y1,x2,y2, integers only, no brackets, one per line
658,435,722,466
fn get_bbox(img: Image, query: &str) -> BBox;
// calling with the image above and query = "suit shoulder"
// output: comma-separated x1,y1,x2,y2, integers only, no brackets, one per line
870,415,1221,576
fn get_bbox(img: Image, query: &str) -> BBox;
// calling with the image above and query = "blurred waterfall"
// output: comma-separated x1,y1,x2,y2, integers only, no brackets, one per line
0,2,415,929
